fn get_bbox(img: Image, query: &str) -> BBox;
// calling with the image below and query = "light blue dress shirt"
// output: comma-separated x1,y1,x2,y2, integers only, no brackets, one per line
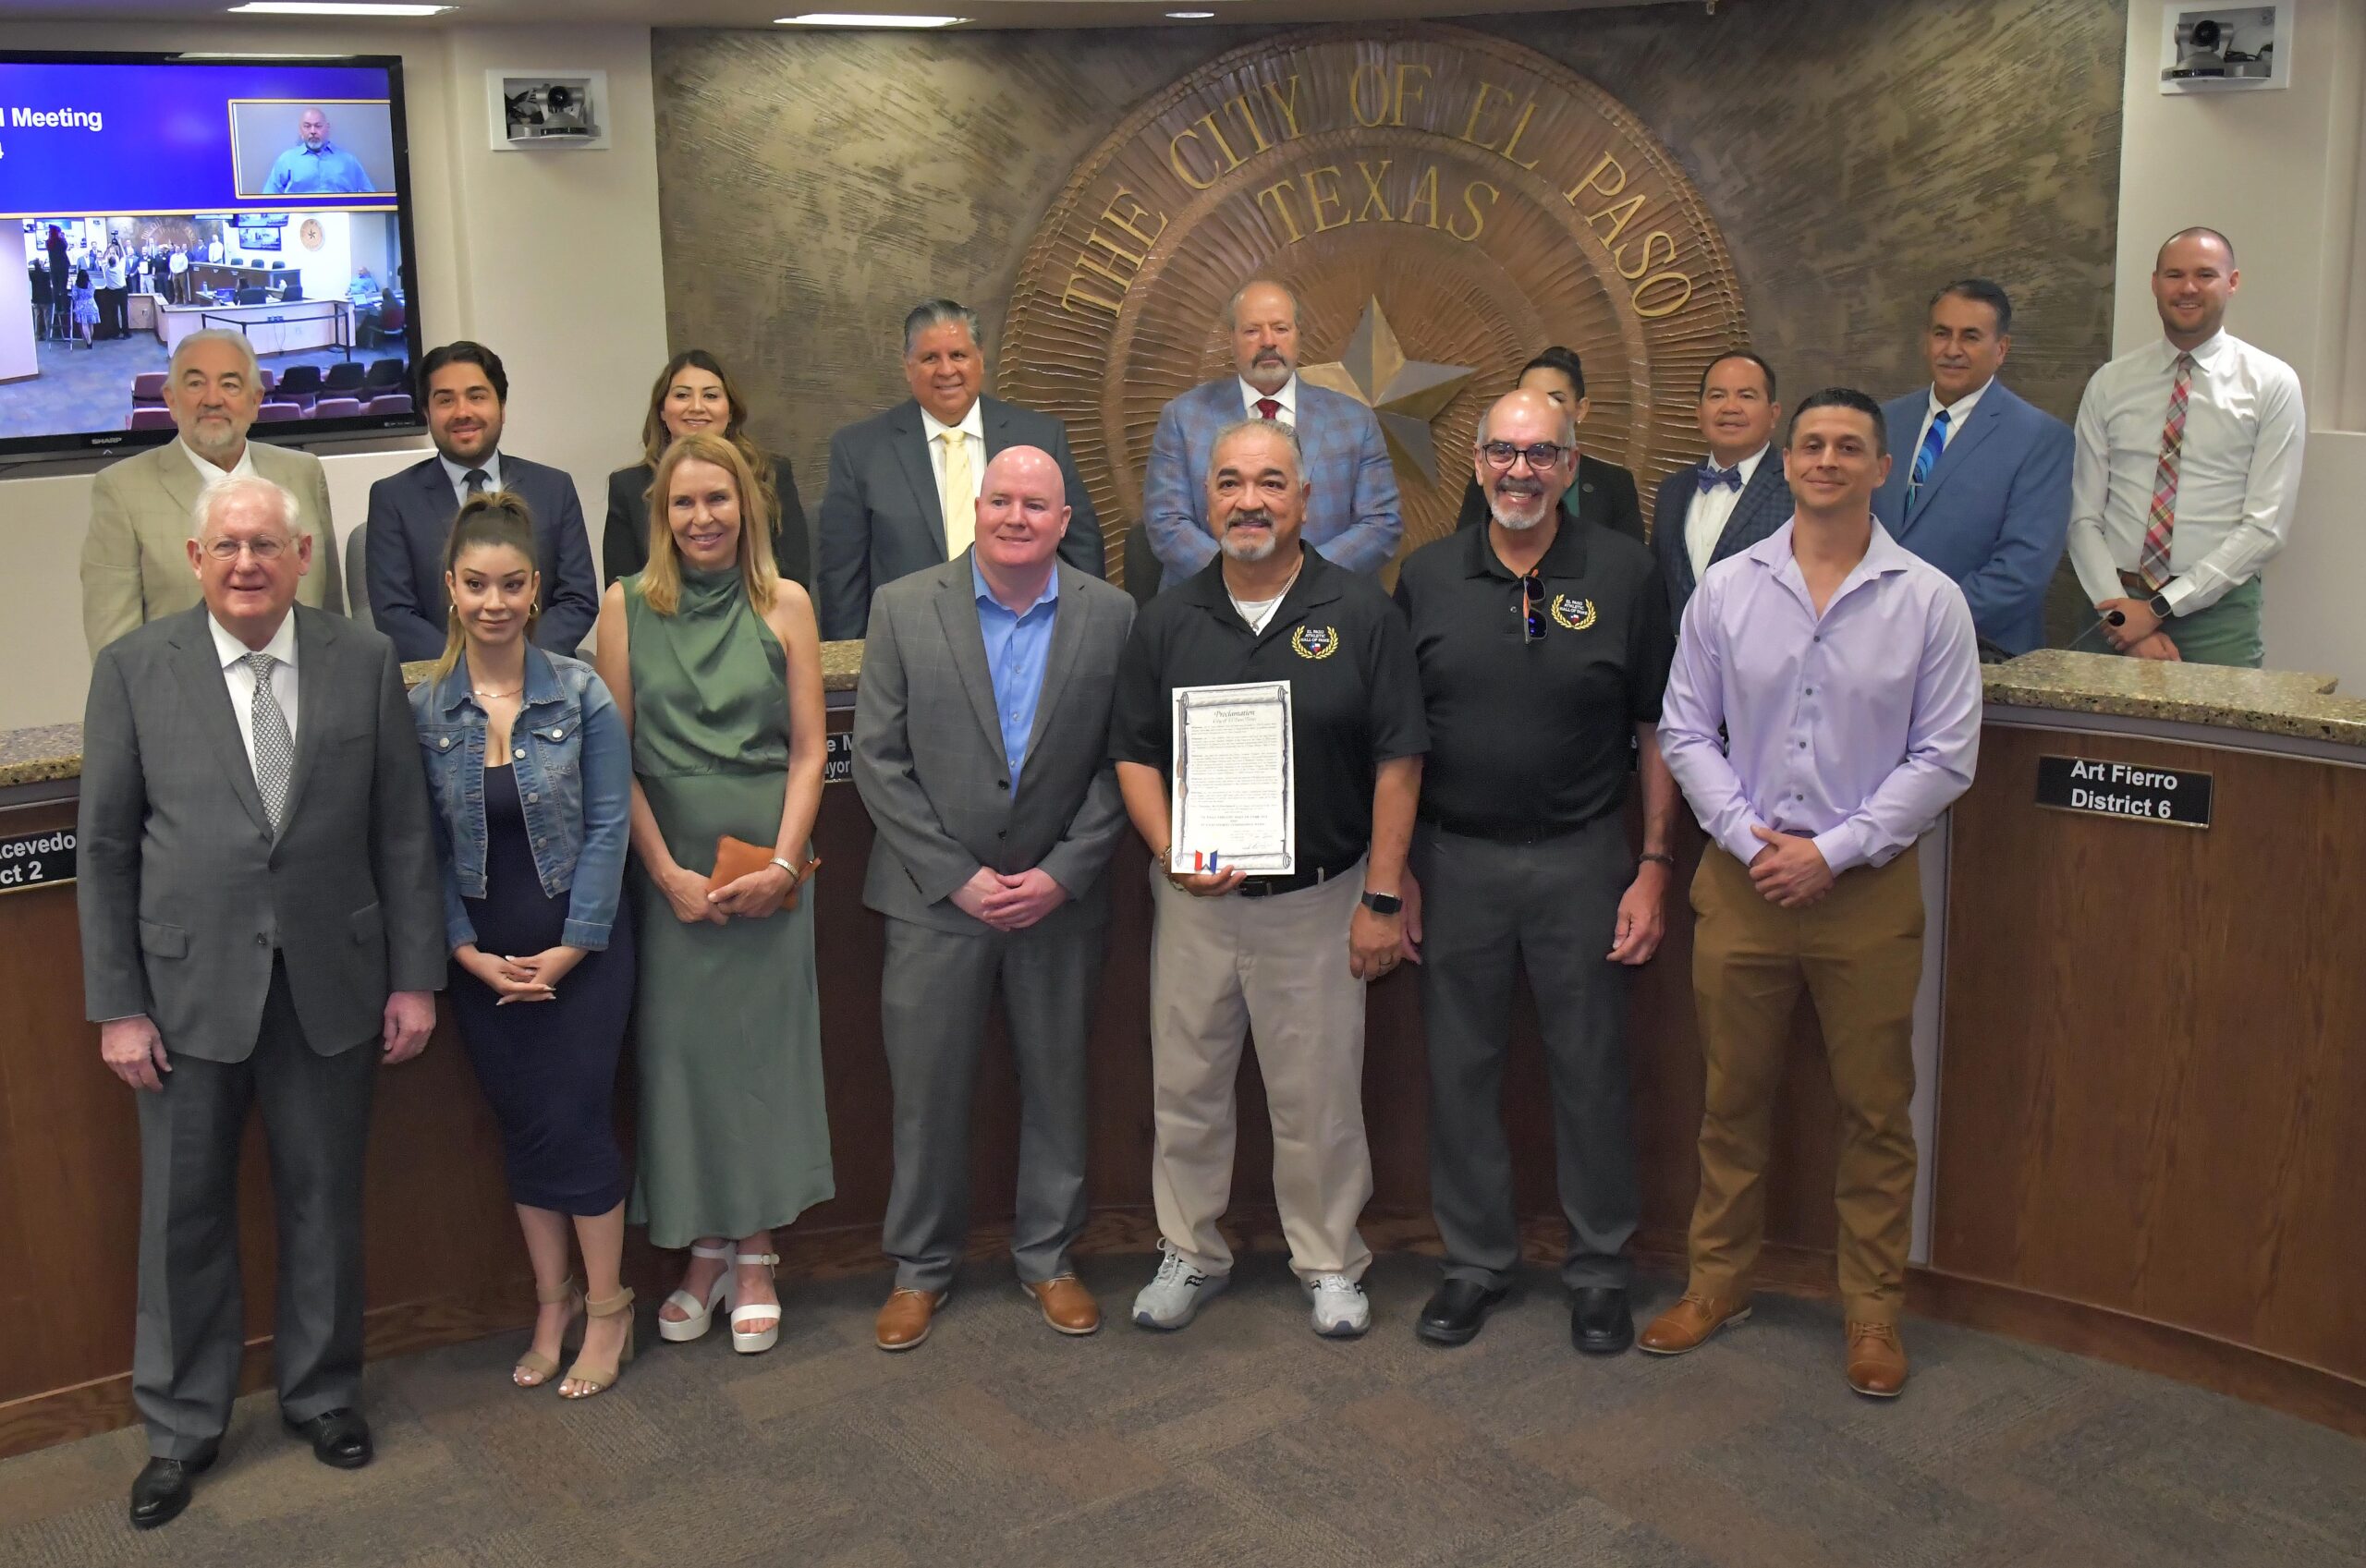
263,141,374,195
438,451,504,512
972,558,1060,783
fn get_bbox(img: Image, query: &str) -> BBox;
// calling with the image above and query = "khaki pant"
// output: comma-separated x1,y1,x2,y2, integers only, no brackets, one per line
1685,843,1924,1322
1147,862,1373,1282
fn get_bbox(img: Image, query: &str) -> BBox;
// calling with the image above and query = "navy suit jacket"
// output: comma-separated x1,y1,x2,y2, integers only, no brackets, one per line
365,452,599,662
814,395,1104,642
1651,449,1792,626
1872,382,2072,656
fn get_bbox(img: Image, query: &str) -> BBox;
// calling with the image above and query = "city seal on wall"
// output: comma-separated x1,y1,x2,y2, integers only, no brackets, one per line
997,22,1747,582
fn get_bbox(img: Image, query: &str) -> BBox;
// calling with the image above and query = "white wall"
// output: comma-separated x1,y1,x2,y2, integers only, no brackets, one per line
0,18,668,732
2114,0,2366,687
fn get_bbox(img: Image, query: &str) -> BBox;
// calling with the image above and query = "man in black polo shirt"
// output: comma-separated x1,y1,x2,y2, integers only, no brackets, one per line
1110,418,1426,1340
1394,387,1677,1353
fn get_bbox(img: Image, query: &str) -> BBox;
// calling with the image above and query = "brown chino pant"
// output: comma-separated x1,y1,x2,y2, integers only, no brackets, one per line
1684,842,1924,1323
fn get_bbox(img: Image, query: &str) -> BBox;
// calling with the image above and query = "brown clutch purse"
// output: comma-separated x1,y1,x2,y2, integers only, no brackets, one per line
706,834,821,910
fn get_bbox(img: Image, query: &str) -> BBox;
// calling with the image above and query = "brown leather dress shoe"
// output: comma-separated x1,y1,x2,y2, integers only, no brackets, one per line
1845,1320,1909,1397
1636,1293,1752,1355
1023,1275,1101,1336
874,1287,946,1352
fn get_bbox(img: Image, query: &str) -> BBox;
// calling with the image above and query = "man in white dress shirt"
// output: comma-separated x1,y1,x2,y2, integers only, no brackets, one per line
1649,350,1792,623
2068,227,2304,668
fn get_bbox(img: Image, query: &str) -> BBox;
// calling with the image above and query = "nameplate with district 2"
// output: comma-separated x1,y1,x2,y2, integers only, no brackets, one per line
824,730,853,785
2034,756,2213,830
0,826,76,893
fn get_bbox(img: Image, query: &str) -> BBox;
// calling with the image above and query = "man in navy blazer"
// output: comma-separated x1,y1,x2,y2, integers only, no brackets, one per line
1140,281,1400,590
816,299,1104,641
1651,350,1791,624
365,341,598,661
1872,280,2071,656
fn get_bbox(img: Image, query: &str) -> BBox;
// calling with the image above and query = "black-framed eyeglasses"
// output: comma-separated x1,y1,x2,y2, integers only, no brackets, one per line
1518,570,1545,643
1479,440,1569,470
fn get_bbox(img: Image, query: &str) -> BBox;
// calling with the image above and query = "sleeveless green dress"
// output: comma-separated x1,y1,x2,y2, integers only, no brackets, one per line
623,567,833,1247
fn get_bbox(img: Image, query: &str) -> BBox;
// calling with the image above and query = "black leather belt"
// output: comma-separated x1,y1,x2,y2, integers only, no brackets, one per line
1235,860,1358,897
1420,811,1602,846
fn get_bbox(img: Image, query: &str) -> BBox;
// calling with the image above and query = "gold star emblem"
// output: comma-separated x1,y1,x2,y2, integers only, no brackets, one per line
1299,298,1478,486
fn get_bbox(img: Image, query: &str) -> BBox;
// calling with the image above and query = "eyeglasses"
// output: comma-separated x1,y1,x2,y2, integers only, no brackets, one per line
1518,570,1545,644
1479,440,1569,470
201,538,287,562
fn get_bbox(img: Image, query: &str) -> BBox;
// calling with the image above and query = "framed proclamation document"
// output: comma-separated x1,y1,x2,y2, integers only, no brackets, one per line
1170,680,1296,875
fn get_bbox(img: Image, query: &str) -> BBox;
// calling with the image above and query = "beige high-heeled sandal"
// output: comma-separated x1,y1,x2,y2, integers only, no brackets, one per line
561,1288,637,1399
514,1277,583,1388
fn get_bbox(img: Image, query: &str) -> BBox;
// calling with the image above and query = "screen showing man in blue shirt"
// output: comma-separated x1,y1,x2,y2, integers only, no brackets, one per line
263,107,375,195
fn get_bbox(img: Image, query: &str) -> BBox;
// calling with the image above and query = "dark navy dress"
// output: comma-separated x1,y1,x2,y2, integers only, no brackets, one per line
448,760,633,1215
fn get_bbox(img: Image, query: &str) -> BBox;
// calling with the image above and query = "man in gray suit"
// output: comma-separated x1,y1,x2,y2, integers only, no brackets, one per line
852,445,1136,1352
816,298,1105,641
82,329,342,655
79,473,444,1530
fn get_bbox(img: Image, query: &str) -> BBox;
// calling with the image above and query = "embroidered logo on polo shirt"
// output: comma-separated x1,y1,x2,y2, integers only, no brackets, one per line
1291,625,1339,660
1550,595,1597,632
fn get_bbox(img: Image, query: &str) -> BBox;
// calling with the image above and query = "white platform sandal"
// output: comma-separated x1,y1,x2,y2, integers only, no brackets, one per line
657,1242,734,1343
730,1251,783,1355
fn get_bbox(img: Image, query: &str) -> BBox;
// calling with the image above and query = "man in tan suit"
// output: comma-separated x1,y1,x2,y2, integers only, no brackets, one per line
83,328,341,655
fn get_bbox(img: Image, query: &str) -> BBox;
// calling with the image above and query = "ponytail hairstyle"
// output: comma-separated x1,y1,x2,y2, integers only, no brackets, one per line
640,430,778,618
433,490,541,682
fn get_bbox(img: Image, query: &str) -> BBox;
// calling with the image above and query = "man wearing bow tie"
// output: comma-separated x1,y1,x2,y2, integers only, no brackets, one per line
1650,352,1790,625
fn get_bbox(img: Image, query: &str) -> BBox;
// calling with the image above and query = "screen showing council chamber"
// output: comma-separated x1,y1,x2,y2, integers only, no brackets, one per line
0,54,422,458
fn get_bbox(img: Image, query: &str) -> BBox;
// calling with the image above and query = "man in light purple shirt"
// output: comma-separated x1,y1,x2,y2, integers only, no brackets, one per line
1639,387,1981,1401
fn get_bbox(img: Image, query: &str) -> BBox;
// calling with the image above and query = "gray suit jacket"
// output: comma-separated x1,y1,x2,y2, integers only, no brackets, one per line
815,395,1105,641
853,554,1135,935
82,437,343,656
78,603,445,1063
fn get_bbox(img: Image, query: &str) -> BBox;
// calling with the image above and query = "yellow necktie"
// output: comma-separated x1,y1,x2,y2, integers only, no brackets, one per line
939,430,975,558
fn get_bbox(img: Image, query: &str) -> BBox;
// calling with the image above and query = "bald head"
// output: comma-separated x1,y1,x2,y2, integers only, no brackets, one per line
1474,388,1577,533
973,443,1073,581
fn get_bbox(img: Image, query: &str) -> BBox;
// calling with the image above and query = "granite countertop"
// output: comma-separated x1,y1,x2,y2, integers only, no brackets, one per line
1983,650,2366,746
12,643,2366,791
0,643,868,792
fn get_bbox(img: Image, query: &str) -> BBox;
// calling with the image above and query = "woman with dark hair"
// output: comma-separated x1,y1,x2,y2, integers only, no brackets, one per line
411,492,639,1397
1456,346,1646,545
604,349,810,590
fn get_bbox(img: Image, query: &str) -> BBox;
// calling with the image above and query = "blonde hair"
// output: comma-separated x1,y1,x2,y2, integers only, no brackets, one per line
432,491,541,682
639,431,779,617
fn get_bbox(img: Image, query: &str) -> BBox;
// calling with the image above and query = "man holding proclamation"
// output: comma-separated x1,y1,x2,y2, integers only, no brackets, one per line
1394,388,1677,1354
1644,389,1980,1399
853,446,1136,1351
1109,418,1426,1340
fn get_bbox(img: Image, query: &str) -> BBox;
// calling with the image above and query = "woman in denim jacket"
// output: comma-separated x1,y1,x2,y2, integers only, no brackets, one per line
410,493,638,1398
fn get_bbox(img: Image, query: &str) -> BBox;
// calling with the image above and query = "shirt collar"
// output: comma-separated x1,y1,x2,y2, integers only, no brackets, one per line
433,642,562,716
972,555,1060,617
208,607,298,672
1464,513,1590,580
302,140,337,155
1927,378,1994,423
1743,517,1917,593
1239,374,1299,418
1183,539,1339,617
182,437,255,487
438,450,502,492
921,400,985,444
2165,332,2231,372
1709,443,1769,483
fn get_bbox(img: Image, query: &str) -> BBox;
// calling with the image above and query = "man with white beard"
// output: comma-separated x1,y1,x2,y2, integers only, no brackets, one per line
1389,388,1678,1353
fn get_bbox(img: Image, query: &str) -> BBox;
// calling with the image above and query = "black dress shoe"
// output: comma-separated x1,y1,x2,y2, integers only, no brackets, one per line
1570,1286,1634,1354
1416,1278,1506,1346
285,1408,372,1469
128,1450,214,1530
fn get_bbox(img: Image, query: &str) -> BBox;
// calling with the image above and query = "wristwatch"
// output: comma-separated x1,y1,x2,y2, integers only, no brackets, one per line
2147,590,2174,621
1360,890,1403,916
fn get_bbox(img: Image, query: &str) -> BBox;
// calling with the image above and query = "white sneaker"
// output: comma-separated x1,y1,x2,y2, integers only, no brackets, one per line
1131,1242,1228,1331
1305,1274,1371,1338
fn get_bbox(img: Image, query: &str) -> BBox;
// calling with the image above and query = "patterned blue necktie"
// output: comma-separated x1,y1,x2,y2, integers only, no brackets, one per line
1696,463,1741,493
1907,408,1950,508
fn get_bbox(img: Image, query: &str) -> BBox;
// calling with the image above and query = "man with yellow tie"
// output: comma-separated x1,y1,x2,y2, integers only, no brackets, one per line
816,298,1106,640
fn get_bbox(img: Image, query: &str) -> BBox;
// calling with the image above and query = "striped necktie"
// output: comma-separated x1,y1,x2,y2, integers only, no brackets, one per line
1907,408,1949,509
2139,353,2194,591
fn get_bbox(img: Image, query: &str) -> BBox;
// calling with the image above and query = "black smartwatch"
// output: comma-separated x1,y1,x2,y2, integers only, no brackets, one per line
2147,590,2174,621
1360,890,1403,916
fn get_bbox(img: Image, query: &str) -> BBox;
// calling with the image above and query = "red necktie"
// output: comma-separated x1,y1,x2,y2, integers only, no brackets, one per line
2139,352,2193,592
1255,398,1280,421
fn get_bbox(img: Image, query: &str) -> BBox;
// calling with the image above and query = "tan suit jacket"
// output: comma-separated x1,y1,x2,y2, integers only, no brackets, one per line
81,438,343,656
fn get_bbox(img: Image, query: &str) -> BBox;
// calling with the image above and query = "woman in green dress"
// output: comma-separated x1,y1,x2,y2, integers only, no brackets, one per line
592,430,831,1355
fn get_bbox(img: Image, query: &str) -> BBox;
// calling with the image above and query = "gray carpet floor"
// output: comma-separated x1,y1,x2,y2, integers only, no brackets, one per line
3,1252,2360,1567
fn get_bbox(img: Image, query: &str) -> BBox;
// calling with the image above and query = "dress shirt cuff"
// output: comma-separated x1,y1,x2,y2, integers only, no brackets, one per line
1714,817,1774,869
1811,823,1867,877
2160,573,2208,616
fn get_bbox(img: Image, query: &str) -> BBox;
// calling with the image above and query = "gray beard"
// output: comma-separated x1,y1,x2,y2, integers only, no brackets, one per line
1220,529,1277,562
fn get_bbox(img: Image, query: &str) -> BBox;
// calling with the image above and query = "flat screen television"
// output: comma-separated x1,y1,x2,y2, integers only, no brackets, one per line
0,51,424,462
